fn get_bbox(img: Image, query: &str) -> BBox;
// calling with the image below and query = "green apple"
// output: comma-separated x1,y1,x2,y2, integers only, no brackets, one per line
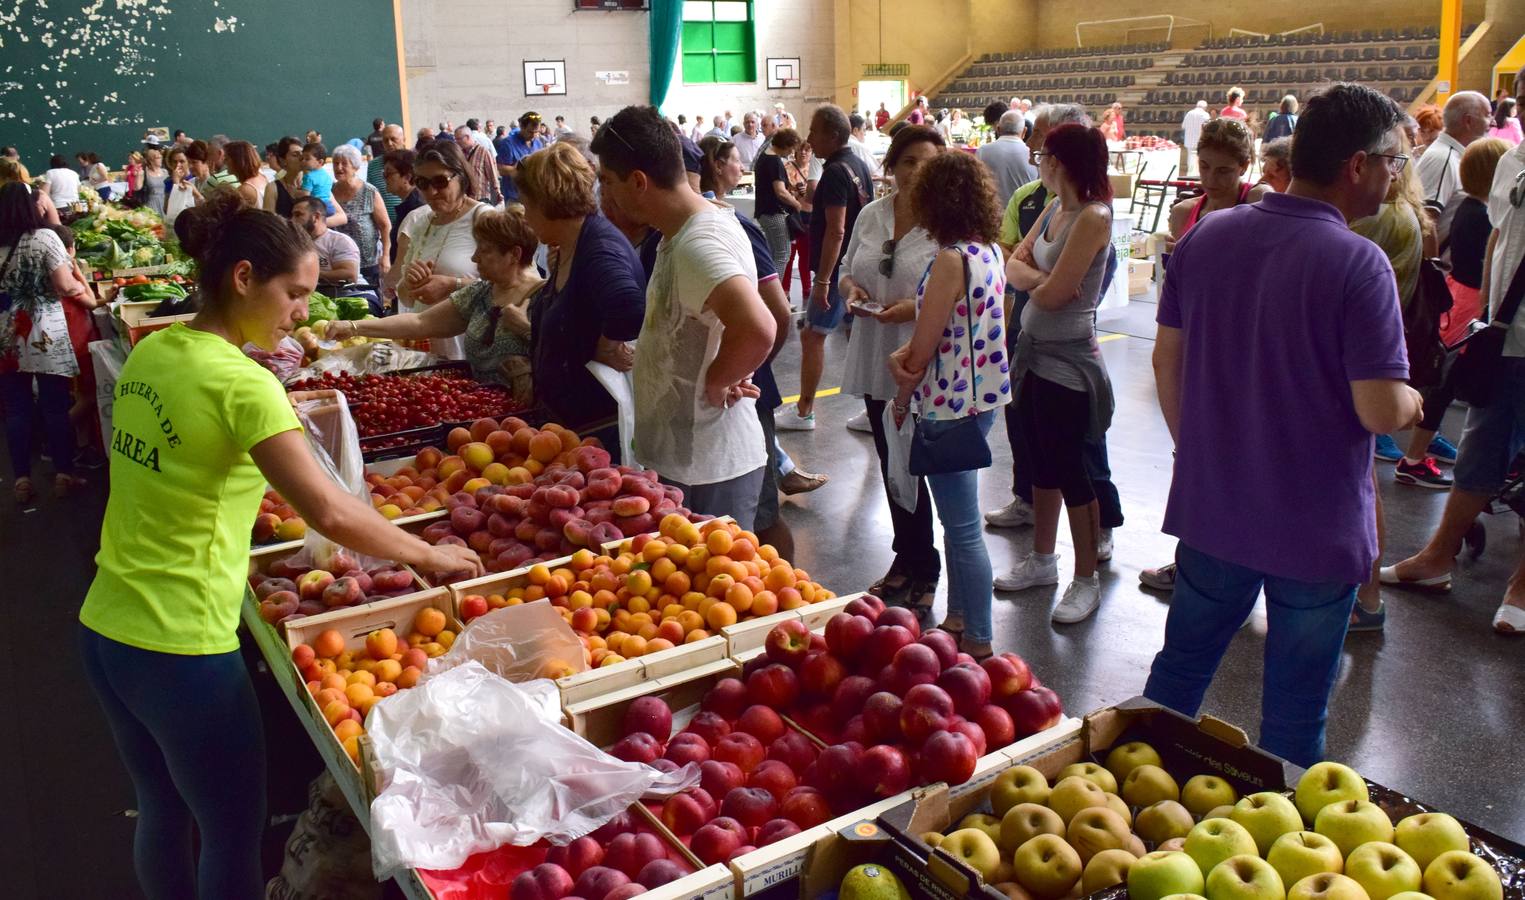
1059,761,1119,794
1295,763,1369,825
1068,806,1133,863
1346,842,1422,900
1138,801,1197,844
1231,793,1305,856
1395,814,1470,872
1185,818,1260,879
1083,849,1139,894
1012,833,1083,898
1268,831,1345,888
1124,764,1182,807
939,828,1003,882
1421,852,1503,900
1162,896,1211,900
1289,873,1374,900
1183,775,1241,818
959,813,1004,846
1130,851,1207,900
1049,775,1110,825
1315,800,1395,858
1106,741,1164,783
840,863,912,900
991,765,1052,817
1000,803,1067,855
1205,854,1287,900
1386,893,1434,900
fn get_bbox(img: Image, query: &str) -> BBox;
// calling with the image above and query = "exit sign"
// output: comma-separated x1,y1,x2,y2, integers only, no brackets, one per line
862,63,910,77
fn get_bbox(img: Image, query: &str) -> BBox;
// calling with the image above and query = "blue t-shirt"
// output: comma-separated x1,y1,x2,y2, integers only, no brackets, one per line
495,134,544,203
1157,192,1408,584
301,167,335,203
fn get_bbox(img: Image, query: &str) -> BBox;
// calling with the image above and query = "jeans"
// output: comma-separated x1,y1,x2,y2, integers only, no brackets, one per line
1143,543,1357,766
923,411,996,644
1000,299,1124,527
79,626,267,900
0,371,76,478
865,397,941,582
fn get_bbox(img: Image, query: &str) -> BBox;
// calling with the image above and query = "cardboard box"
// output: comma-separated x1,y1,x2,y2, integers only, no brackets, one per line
1127,258,1151,297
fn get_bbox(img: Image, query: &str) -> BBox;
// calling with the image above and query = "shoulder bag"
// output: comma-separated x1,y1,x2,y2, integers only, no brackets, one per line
909,251,993,475
1447,251,1525,408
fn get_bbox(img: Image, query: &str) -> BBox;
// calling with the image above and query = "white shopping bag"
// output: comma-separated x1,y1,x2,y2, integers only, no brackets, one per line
881,402,918,512
586,359,637,468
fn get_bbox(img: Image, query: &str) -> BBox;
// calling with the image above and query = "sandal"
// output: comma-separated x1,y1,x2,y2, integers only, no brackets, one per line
1494,601,1525,635
54,474,87,498
869,570,911,607
958,637,994,661
935,619,964,642
905,577,939,617
1377,564,1451,593
13,477,35,506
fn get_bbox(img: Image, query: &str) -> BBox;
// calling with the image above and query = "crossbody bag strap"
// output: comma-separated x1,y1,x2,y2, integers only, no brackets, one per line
1492,251,1525,328
961,249,976,406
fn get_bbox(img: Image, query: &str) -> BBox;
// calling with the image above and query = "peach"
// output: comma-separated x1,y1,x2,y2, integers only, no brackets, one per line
459,441,494,473
481,462,511,485
365,628,399,660
437,455,466,478
322,699,352,726
527,431,561,463
252,512,282,543
313,629,345,659
413,608,447,638
446,426,472,451
485,429,514,455
274,518,307,541
291,644,316,668
396,666,422,688
469,417,498,442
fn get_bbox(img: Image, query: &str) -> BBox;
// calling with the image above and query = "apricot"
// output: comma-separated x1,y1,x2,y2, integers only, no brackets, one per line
684,629,711,643
706,528,734,556
646,638,675,654
322,699,352,726
400,647,428,670
622,635,649,658
345,683,376,707
626,570,653,596
342,735,362,763
396,666,422,689
275,518,308,541
436,630,456,649
313,629,345,660
751,590,779,617
374,681,398,698
725,583,755,614
600,653,627,668
374,659,402,683
291,644,316,668
657,619,686,644
422,642,446,657
705,601,738,630
528,431,562,463
446,427,473,451
333,719,363,742
365,628,399,660
414,608,447,638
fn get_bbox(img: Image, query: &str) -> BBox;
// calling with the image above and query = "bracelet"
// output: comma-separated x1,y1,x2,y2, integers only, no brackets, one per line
813,279,830,287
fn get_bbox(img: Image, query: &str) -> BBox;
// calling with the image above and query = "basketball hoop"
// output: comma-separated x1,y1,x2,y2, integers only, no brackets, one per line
541,83,552,94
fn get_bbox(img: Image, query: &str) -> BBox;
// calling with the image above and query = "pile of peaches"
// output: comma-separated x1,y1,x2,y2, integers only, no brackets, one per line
290,607,455,763
458,515,836,669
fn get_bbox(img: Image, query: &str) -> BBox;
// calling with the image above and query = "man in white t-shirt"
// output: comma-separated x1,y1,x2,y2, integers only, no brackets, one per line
591,105,776,529
1180,101,1211,177
292,196,360,284
732,113,765,170
1416,91,1490,208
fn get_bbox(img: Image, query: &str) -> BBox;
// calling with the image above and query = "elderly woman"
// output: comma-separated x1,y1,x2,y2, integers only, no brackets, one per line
1413,105,1443,156
752,127,808,280
0,158,61,225
389,141,493,360
328,207,542,401
1257,137,1292,193
225,141,267,209
1263,95,1300,143
840,125,946,611
517,141,646,442
330,143,391,286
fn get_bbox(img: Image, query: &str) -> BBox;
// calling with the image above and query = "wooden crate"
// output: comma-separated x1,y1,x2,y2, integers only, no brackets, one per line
117,299,195,346
722,593,857,662
248,545,437,630
250,508,445,561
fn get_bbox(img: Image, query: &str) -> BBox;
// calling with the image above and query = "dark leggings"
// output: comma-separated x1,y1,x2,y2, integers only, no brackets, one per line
1418,381,1455,433
865,397,941,581
0,370,75,478
1015,370,1096,506
79,626,267,900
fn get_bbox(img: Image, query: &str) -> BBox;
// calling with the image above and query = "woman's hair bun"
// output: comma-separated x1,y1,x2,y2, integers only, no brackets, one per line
173,189,244,262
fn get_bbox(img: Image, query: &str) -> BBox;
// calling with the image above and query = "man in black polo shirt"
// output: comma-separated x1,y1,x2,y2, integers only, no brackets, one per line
778,104,874,431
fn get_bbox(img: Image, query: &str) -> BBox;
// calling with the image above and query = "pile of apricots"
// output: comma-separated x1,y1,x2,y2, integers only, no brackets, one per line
290,606,457,764
459,514,835,670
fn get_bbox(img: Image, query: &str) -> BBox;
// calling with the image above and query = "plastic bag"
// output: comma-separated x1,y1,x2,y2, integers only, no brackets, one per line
292,393,381,571
366,661,698,880
881,402,919,512
286,342,437,385
586,360,637,469
244,336,308,382
428,600,588,683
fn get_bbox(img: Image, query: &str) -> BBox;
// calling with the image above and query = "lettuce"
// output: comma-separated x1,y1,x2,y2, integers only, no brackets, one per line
335,296,370,320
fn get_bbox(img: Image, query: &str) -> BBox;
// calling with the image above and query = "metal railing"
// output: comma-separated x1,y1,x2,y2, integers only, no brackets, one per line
1074,15,1207,47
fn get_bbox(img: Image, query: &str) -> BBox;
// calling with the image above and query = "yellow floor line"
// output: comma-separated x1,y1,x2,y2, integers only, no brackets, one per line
781,335,1128,404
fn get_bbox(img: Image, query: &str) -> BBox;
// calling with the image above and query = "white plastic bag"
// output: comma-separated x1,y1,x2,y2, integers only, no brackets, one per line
292,393,380,571
586,360,637,468
366,662,698,879
427,600,588,683
882,402,919,512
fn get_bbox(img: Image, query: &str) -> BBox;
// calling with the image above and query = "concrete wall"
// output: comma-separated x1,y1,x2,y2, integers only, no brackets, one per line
400,0,837,141
840,0,974,101
1459,0,1525,96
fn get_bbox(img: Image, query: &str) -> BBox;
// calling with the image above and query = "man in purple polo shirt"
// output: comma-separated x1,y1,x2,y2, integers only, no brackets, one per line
1145,83,1423,766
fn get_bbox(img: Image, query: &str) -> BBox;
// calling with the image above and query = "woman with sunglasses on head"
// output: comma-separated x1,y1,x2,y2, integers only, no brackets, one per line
388,141,492,360
327,206,542,403
515,141,646,444
997,123,1116,625
839,124,946,612
262,136,306,218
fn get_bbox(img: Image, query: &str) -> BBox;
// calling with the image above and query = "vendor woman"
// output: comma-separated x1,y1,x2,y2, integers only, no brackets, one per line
328,206,544,404
77,191,482,900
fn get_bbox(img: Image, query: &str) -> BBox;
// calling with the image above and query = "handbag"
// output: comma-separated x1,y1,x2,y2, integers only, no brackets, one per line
784,210,807,239
909,252,993,476
1448,251,1525,408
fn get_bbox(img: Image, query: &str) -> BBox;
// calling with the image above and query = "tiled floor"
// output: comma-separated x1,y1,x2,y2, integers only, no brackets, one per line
4,296,1520,899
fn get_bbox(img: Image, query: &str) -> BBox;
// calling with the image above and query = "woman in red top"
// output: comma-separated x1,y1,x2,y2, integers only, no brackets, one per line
1165,118,1268,249
1220,86,1248,123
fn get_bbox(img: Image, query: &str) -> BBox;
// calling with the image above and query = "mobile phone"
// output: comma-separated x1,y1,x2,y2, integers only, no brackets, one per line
850,300,884,316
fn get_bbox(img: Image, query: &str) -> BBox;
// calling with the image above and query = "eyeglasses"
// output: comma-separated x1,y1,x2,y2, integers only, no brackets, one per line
878,239,899,278
599,122,637,154
1031,151,1046,163
417,173,456,192
1369,153,1409,174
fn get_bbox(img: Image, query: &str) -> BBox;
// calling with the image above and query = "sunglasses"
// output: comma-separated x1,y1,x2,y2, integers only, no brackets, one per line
878,238,898,278
417,173,457,192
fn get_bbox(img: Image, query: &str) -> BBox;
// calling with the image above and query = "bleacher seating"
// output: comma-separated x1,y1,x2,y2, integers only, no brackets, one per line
977,41,1169,62
936,43,1161,116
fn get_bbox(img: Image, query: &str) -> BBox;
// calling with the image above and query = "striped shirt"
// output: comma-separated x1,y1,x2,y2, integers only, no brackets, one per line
368,157,402,224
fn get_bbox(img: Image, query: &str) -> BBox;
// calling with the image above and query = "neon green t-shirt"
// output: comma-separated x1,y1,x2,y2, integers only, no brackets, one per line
80,324,301,655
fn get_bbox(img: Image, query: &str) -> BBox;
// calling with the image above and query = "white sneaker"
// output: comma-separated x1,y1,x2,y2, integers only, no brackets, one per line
776,410,816,431
994,553,1059,591
984,498,1035,528
846,410,872,433
1097,528,1114,563
1052,575,1101,624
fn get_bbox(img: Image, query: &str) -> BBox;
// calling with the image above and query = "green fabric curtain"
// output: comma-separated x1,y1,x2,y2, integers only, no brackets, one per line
649,0,683,109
